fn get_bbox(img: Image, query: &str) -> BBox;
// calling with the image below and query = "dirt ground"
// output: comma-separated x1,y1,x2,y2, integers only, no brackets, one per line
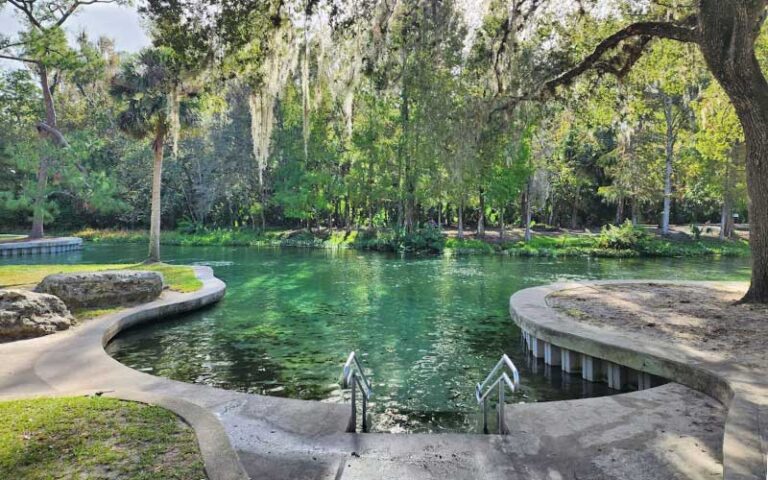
548,283,767,365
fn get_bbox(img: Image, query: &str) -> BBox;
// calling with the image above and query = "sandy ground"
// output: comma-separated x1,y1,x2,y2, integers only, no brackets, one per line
548,283,767,366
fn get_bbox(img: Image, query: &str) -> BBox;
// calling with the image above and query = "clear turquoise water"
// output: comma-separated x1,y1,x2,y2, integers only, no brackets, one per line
6,244,750,432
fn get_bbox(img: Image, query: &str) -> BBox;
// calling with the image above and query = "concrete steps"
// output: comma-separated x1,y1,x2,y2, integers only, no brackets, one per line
223,383,725,480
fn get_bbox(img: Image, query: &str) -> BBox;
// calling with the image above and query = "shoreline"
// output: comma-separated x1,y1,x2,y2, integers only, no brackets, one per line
70,227,751,259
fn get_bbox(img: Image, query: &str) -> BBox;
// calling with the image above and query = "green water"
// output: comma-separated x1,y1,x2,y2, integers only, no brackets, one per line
7,244,750,432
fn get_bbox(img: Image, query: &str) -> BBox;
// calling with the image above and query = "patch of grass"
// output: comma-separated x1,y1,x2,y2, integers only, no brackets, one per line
501,232,749,258
72,306,125,321
141,263,202,293
0,234,27,244
445,238,496,253
0,396,205,480
0,263,202,293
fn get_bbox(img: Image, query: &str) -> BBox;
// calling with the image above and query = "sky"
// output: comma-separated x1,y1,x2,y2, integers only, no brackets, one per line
0,2,150,69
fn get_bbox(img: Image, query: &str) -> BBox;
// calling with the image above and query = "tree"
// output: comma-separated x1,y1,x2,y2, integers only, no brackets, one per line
507,1,768,302
0,0,128,238
694,82,746,239
487,127,532,241
111,47,198,262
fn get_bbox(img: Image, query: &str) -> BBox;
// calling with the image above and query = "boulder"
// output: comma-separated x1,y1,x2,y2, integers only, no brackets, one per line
0,289,75,341
35,270,164,309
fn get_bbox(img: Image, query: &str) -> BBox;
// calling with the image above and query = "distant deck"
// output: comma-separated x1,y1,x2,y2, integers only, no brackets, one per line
0,237,82,256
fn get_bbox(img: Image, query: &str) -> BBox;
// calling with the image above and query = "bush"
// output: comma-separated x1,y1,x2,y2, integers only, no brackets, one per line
445,238,495,253
389,225,445,253
597,220,647,250
691,223,702,240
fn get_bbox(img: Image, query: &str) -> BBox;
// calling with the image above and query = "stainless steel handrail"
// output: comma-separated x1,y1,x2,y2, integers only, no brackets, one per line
340,351,373,432
475,354,520,434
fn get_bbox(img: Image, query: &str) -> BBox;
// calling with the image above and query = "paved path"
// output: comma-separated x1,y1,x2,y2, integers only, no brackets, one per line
0,269,729,479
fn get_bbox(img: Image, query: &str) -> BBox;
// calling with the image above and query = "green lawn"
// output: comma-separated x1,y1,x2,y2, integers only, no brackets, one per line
0,263,202,292
0,234,26,244
0,396,205,480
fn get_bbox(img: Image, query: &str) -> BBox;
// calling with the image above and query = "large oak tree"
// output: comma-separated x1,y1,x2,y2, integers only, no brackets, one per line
504,0,768,302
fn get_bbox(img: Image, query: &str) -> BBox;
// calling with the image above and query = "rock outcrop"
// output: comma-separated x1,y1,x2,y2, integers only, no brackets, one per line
35,270,164,309
0,289,75,341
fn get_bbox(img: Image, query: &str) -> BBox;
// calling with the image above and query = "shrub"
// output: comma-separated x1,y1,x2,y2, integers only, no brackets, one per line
597,220,647,250
691,223,702,240
445,238,495,253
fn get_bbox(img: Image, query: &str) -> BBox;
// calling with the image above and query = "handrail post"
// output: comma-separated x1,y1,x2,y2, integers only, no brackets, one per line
350,372,357,432
476,355,520,435
340,352,373,433
497,380,506,434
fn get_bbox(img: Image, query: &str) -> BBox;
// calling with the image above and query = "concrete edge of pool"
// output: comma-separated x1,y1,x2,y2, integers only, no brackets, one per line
509,280,767,480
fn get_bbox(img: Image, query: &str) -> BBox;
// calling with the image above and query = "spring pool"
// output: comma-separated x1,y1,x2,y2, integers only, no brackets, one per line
9,243,750,432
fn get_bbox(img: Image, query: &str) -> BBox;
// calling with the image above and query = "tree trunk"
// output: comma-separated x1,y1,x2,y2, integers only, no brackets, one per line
615,196,624,225
499,207,505,242
30,158,49,239
631,197,639,226
661,94,675,235
720,200,732,240
457,198,464,240
720,153,734,240
520,191,528,228
547,187,556,226
698,0,768,302
148,124,166,263
30,67,61,239
477,187,485,238
570,198,578,230
524,182,532,242
400,61,415,235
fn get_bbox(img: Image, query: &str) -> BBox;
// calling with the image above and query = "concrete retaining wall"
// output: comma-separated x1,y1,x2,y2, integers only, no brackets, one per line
0,237,82,256
510,281,766,480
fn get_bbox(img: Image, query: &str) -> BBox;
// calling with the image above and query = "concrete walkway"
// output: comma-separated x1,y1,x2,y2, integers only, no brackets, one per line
510,281,767,480
0,270,731,479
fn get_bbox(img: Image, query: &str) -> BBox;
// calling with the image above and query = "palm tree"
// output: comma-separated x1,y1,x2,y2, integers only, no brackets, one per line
111,47,197,263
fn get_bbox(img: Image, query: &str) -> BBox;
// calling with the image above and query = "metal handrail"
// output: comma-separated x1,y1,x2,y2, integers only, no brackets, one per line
340,351,373,432
476,354,520,434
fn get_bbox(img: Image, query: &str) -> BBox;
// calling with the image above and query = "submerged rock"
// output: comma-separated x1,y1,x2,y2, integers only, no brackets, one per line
35,270,163,309
0,289,75,341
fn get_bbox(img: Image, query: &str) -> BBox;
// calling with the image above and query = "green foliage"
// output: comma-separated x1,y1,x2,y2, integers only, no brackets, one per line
597,220,648,250
0,0,757,251
111,47,189,140
445,238,496,253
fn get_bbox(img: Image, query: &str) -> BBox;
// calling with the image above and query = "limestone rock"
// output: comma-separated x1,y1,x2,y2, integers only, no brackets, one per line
35,270,164,309
0,289,74,341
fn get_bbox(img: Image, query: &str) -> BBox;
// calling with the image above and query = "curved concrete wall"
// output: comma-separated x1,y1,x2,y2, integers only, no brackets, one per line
0,237,83,256
510,281,766,480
